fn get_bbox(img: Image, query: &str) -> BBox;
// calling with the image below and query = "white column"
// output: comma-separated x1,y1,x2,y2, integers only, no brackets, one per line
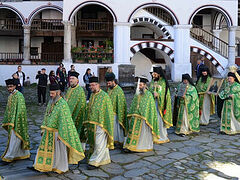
171,25,192,82
113,22,131,64
22,25,31,64
62,21,72,63
212,29,222,50
228,26,237,67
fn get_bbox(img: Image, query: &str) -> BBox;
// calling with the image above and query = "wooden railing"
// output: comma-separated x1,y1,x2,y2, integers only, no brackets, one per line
30,53,63,64
31,19,64,31
77,19,113,32
190,24,228,58
0,53,23,64
0,18,22,30
72,52,113,64
144,7,175,25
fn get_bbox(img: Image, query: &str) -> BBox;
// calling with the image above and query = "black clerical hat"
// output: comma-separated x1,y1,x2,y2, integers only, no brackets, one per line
228,72,236,79
138,76,148,84
153,66,162,74
69,71,79,78
105,73,115,82
89,76,99,83
5,79,15,86
49,84,60,91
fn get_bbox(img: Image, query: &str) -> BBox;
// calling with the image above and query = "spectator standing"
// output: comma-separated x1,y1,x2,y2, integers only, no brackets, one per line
36,68,48,106
68,65,76,87
195,59,204,80
83,68,92,100
12,73,21,92
49,70,58,85
16,65,25,93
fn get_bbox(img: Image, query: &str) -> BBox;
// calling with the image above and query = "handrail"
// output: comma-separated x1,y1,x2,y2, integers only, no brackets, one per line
0,18,22,30
30,52,63,64
76,19,113,32
190,24,228,58
0,52,23,63
144,7,174,25
31,19,64,31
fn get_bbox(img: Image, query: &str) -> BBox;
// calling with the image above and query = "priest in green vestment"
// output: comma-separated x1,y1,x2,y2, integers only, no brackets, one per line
33,84,85,174
105,73,128,145
124,76,160,152
1,79,30,163
149,66,172,144
219,72,240,135
196,66,215,125
84,76,114,170
65,71,86,143
175,74,200,136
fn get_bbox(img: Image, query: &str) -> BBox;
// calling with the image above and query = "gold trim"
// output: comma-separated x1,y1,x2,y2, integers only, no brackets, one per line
88,159,111,167
154,139,170,144
123,145,153,152
2,154,30,162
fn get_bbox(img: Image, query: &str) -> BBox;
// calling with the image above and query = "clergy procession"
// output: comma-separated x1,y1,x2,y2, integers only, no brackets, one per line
1,64,240,176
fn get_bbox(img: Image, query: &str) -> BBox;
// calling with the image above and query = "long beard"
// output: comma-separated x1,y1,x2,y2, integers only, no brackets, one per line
49,95,60,105
201,75,208,83
153,77,159,82
139,88,145,95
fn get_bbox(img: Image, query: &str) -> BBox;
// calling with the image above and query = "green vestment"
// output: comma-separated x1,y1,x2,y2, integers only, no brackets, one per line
124,90,160,152
84,89,114,157
65,85,86,138
107,85,128,135
1,90,30,161
149,78,173,128
219,82,240,134
34,97,85,173
196,76,215,116
175,83,200,134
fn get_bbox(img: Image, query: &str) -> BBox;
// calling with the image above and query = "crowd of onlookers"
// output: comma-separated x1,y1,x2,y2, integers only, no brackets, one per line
10,64,95,106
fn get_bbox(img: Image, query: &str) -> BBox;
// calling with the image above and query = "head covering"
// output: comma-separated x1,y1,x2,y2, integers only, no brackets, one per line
89,76,99,83
153,66,162,75
201,65,208,72
105,73,115,82
41,68,46,70
182,73,194,86
228,72,237,79
5,79,15,86
69,71,79,78
49,84,60,91
138,76,148,84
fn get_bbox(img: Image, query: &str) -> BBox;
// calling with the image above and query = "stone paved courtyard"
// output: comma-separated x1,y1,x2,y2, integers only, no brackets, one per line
0,86,240,180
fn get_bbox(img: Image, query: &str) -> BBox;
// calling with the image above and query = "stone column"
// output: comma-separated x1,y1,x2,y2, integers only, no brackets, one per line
212,29,222,50
113,22,131,64
171,25,192,82
228,26,237,67
22,25,31,64
62,21,72,63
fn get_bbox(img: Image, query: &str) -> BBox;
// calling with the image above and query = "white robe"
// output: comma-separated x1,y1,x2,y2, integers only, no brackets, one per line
136,120,153,151
114,115,125,144
88,126,111,167
179,107,191,135
200,94,211,125
34,132,68,173
2,130,30,161
156,101,169,143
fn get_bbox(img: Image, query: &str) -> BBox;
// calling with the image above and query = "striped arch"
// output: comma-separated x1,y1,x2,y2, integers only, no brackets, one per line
191,46,225,73
132,17,172,39
28,5,63,24
0,4,25,24
130,41,174,63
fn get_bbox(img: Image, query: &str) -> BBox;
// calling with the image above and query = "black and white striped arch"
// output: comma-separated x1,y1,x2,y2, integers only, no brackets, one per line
191,46,225,73
130,41,174,63
132,17,172,39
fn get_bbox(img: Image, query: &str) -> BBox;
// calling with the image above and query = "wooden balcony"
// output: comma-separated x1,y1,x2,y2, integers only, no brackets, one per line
76,19,113,38
0,52,23,64
31,19,64,37
0,18,23,36
30,52,63,64
72,52,113,64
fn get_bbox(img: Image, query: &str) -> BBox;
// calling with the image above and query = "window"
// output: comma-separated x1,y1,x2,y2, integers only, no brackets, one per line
82,40,94,48
30,47,38,56
193,15,203,27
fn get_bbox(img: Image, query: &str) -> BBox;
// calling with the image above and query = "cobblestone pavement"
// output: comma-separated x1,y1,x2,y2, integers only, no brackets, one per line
0,86,240,180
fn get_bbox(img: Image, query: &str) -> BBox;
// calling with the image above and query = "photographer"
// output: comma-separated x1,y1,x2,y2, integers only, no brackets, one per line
36,68,48,106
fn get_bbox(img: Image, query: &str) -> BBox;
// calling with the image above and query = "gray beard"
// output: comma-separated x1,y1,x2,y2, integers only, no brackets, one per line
49,95,60,105
139,88,145,94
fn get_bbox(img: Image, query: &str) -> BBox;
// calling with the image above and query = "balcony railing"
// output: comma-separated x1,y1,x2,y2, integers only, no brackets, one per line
0,52,23,64
0,18,23,30
72,52,113,64
30,53,63,64
190,24,228,58
31,19,64,31
77,19,113,32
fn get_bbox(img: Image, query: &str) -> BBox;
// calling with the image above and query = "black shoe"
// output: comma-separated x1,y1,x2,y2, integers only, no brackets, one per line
87,165,98,170
219,131,226,135
0,160,10,166
123,148,131,153
27,166,38,172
